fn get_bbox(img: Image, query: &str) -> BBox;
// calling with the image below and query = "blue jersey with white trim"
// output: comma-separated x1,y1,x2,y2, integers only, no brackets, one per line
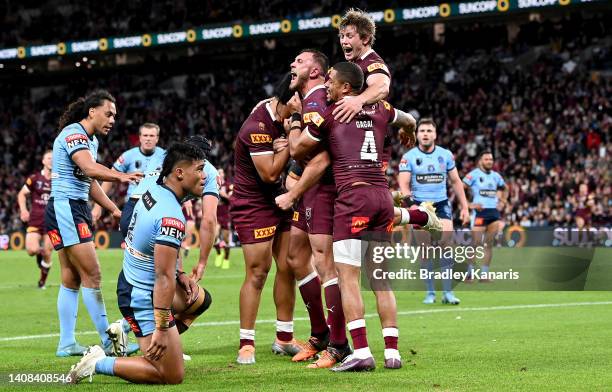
123,184,186,290
463,168,505,209
399,146,455,203
113,146,165,197
50,123,99,201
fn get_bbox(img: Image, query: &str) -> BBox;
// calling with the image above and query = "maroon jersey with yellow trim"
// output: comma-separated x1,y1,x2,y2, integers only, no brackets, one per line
301,85,334,185
233,102,285,202
306,100,397,193
24,171,51,216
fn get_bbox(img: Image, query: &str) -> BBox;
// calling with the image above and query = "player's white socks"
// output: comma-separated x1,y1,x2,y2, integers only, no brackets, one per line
383,327,400,360
297,271,318,287
394,207,411,225
240,329,255,343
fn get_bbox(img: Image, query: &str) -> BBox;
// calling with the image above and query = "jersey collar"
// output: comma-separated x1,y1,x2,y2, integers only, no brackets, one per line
359,48,374,60
139,147,155,157
160,184,182,204
417,145,436,155
303,84,326,100
265,102,276,122
77,122,95,140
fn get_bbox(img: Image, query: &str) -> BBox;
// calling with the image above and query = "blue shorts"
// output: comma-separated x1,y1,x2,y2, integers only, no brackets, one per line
120,197,139,238
473,208,501,227
416,199,452,220
45,198,94,250
117,270,175,338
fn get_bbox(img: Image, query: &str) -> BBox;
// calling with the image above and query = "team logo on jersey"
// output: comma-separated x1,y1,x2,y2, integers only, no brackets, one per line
466,174,473,180
427,164,435,172
135,160,142,169
382,100,391,111
415,174,445,184
77,223,92,239
65,133,89,149
479,177,484,183
254,225,276,239
351,216,370,234
367,62,388,74
292,211,300,221
250,134,272,144
142,191,157,210
117,155,125,164
437,156,444,164
161,217,186,241
303,112,324,127
399,159,408,170
258,122,265,131
416,158,422,166
306,101,319,108
48,230,62,247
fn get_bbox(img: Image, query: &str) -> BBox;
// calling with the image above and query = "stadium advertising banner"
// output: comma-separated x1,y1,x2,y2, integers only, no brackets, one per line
0,0,604,61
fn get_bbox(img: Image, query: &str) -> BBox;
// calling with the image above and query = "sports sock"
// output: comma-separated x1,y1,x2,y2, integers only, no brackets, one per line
95,357,116,376
467,263,474,278
224,247,230,259
409,209,429,226
347,319,371,358
276,320,294,342
441,257,453,292
382,327,400,359
297,272,328,338
57,285,79,348
240,329,255,348
323,278,347,346
423,260,435,293
481,264,490,273
81,287,110,347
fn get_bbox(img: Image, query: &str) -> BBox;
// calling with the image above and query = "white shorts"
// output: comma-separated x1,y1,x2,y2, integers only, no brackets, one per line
333,239,362,267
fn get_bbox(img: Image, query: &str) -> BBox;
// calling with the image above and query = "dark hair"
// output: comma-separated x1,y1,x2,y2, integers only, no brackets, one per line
157,142,206,184
58,90,115,130
184,135,212,158
299,48,329,75
331,62,364,92
339,8,376,47
272,72,294,104
416,117,437,133
478,150,493,160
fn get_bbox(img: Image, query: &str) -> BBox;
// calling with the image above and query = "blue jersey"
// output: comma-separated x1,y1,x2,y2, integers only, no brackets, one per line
113,146,165,198
123,184,186,290
463,168,505,209
399,146,455,203
50,123,99,201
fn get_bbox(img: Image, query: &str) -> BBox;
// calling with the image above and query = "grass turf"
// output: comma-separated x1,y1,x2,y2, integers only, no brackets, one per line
0,248,610,391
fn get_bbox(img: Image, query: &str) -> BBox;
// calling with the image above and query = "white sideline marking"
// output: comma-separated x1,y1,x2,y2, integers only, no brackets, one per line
1,301,610,343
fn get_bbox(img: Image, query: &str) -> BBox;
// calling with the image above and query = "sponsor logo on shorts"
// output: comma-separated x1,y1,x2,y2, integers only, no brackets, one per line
292,211,299,221
254,225,276,239
416,174,444,184
351,216,370,234
367,62,389,73
303,112,324,127
65,133,89,149
474,217,485,226
160,217,186,241
142,191,157,210
305,207,312,221
479,189,497,198
48,230,62,247
250,133,273,144
124,316,141,334
77,223,92,239
386,219,394,233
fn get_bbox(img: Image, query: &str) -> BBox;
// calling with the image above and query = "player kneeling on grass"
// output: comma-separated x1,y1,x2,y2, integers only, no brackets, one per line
67,142,211,384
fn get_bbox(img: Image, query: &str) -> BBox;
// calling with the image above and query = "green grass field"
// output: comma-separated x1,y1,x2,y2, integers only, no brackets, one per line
0,248,611,391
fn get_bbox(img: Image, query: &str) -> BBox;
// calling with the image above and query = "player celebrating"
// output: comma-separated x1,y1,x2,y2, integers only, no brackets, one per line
288,62,441,371
17,150,53,288
463,151,507,281
67,142,209,384
231,73,299,364
397,118,470,305
92,123,165,224
213,168,231,269
47,90,143,357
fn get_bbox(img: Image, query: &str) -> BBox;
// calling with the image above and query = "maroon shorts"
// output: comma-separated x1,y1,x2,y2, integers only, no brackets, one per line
333,185,394,242
302,183,335,235
230,195,292,244
217,204,231,230
27,210,46,234
291,198,308,232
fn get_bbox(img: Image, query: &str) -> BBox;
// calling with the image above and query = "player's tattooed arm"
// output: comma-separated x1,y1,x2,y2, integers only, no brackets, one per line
17,185,31,222
275,151,330,210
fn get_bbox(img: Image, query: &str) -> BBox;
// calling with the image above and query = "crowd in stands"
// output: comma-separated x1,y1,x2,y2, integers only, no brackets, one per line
0,13,609,234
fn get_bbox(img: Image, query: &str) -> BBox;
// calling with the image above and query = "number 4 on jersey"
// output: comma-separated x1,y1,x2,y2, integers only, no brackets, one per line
360,130,378,161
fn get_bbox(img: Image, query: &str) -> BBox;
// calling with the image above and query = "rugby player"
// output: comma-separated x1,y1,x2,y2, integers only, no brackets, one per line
288,62,441,371
398,118,470,305
67,142,210,384
92,123,165,224
47,90,143,357
231,73,299,364
17,150,53,288
463,151,507,282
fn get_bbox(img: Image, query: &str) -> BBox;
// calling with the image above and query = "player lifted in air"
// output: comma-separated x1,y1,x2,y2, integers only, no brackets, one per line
231,73,299,364
17,150,53,288
46,90,142,357
463,151,507,282
398,118,470,304
288,62,441,371
67,141,211,384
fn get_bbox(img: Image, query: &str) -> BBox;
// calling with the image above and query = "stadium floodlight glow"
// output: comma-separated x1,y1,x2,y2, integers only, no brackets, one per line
83,57,88,62
0,64,3,68
76,62,80,67
20,64,25,70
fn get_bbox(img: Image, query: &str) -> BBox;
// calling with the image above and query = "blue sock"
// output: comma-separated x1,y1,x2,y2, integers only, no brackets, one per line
423,260,435,294
57,285,79,348
441,257,453,292
95,357,116,376
467,263,474,278
481,264,490,273
81,287,110,347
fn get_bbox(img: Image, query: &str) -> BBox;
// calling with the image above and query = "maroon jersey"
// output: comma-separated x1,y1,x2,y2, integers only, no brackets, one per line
353,49,393,167
306,100,397,193
25,171,51,216
301,84,334,185
233,102,285,202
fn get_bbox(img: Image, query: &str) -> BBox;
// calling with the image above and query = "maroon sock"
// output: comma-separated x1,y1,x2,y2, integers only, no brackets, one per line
239,339,254,348
324,280,347,346
298,274,328,337
348,320,369,350
224,247,230,259
409,209,429,226
214,244,220,255
383,327,399,350
276,320,293,341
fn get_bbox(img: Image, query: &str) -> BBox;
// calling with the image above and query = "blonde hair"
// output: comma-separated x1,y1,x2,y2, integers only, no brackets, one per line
339,8,376,47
